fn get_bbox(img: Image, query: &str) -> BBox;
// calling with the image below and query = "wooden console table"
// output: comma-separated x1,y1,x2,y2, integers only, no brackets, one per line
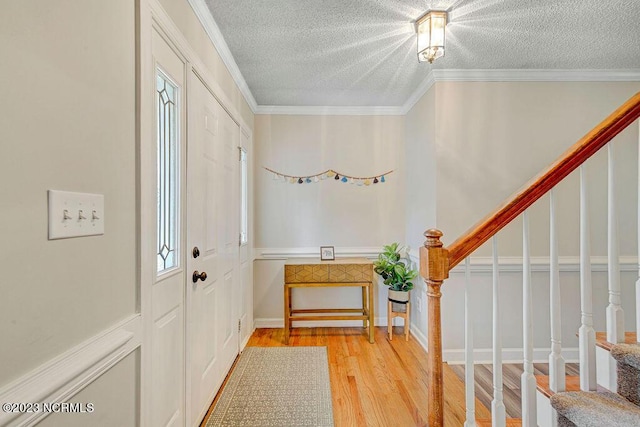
284,257,375,344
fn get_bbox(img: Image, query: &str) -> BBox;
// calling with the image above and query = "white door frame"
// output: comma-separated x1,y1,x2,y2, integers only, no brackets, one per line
138,1,254,425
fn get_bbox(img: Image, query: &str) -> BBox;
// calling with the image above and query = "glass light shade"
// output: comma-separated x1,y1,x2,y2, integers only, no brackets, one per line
416,11,447,63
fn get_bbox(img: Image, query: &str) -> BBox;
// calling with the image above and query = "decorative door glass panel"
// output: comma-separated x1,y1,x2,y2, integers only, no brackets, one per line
156,71,179,273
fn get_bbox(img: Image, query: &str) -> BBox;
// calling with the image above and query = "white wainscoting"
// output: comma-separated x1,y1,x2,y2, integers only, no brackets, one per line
409,319,579,364
0,314,141,427
255,248,635,363
407,252,637,364
254,246,387,330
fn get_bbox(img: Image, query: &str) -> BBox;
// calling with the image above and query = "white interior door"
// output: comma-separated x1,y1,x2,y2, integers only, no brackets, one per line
187,73,240,426
150,27,186,427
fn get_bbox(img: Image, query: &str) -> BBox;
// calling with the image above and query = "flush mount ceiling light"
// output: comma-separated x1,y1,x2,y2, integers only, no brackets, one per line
416,10,447,63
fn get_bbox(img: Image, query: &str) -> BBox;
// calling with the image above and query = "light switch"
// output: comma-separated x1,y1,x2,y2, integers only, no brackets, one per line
48,190,104,239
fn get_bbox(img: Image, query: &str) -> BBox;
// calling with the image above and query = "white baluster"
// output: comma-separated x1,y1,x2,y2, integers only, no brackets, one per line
491,237,506,427
579,165,597,391
549,189,566,392
465,257,476,427
607,144,625,343
522,211,537,427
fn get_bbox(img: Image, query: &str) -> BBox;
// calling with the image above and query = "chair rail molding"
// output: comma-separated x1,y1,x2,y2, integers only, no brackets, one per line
0,314,141,427
254,246,383,260
408,251,637,273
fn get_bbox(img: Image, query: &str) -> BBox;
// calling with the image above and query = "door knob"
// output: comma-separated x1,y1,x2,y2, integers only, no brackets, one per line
192,270,207,283
192,247,200,258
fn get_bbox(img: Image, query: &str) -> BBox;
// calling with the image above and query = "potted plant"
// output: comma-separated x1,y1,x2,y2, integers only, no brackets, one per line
373,243,418,304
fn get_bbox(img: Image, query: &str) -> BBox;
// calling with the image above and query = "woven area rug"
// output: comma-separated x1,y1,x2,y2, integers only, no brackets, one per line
205,346,334,426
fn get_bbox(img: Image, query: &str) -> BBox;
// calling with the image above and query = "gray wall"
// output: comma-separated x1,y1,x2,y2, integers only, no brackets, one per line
1,0,254,425
404,81,640,356
0,0,136,384
253,114,405,325
434,82,640,256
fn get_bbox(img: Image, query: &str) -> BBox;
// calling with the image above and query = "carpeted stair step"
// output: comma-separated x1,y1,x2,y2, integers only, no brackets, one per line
611,343,640,406
536,375,583,398
536,374,608,427
593,332,637,391
551,391,640,426
536,374,609,397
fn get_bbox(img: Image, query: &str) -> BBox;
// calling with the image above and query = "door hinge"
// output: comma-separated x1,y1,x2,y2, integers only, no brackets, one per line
238,319,242,333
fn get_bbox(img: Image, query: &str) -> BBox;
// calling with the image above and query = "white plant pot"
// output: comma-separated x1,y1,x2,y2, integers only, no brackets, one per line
388,289,410,313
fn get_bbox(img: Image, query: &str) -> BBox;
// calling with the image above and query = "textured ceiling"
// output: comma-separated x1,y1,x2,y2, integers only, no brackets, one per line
205,0,640,107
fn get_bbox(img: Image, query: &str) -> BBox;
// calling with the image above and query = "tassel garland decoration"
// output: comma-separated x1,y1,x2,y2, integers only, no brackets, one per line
264,167,393,186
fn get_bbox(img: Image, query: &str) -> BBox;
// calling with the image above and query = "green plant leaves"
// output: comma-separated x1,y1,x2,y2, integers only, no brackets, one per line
372,242,417,292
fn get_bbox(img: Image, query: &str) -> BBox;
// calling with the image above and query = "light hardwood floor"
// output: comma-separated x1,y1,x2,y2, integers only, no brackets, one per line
201,327,580,425
201,327,491,426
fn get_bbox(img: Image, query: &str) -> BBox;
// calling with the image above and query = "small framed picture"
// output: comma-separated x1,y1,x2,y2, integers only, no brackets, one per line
320,246,335,261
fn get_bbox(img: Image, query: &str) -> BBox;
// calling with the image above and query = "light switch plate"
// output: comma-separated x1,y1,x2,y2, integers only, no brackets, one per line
48,190,104,239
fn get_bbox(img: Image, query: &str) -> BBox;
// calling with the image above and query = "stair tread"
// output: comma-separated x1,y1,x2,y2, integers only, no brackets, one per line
611,343,640,371
595,331,637,351
551,391,640,425
476,418,522,426
536,375,609,398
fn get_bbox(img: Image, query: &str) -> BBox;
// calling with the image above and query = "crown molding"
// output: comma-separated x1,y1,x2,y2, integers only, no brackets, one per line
401,71,436,114
171,5,640,117
431,68,640,82
400,68,640,115
258,69,640,117
187,0,258,112
254,105,405,116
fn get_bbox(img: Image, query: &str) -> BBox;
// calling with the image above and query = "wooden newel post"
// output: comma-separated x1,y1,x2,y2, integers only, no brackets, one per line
420,229,449,427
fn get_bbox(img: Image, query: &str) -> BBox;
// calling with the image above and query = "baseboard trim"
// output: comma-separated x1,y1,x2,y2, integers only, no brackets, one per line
444,347,579,365
406,325,581,365
255,317,389,328
0,314,141,427
240,327,255,350
409,321,429,352
254,319,579,365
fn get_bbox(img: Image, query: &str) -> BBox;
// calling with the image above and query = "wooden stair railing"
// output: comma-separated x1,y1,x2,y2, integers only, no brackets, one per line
419,91,640,427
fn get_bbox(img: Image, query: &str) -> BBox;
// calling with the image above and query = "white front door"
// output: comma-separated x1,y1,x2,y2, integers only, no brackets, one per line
187,73,240,425
150,27,186,427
